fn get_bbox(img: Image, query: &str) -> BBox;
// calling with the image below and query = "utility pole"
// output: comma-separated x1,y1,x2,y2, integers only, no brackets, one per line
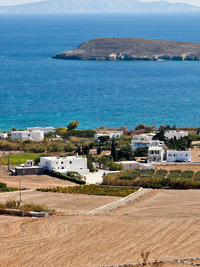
19,179,21,202
8,154,9,170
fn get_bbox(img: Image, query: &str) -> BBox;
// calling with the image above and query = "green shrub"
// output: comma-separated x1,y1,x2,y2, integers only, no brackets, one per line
194,171,200,181
132,177,200,190
44,170,86,185
180,170,194,179
120,173,137,180
141,169,155,177
37,184,138,197
0,182,17,193
63,129,96,138
154,169,168,178
132,169,142,176
0,182,7,189
134,147,148,157
167,170,181,179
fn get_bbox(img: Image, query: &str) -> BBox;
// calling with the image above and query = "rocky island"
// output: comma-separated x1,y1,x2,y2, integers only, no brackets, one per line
52,37,200,61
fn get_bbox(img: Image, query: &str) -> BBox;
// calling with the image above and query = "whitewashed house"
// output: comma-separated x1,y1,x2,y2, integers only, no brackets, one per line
166,150,191,162
26,126,55,134
110,132,121,138
165,130,188,140
0,133,7,139
148,146,165,163
11,130,44,142
39,156,89,175
131,134,165,151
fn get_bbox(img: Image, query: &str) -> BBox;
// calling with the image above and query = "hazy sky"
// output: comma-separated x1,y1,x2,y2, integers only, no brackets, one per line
0,0,200,7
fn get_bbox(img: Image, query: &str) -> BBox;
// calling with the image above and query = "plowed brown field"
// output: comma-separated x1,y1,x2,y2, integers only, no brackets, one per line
1,190,200,266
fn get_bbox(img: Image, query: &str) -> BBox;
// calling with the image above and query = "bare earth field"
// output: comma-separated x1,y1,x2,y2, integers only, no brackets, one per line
0,190,121,214
0,171,77,189
1,190,200,266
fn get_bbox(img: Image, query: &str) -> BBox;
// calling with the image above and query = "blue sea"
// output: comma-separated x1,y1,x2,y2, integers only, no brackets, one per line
0,12,200,131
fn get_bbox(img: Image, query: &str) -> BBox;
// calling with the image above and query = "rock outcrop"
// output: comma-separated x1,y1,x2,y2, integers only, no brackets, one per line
52,37,200,61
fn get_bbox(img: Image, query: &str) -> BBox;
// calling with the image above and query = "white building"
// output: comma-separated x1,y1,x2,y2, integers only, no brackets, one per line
166,150,191,162
120,160,155,171
131,134,165,151
110,132,121,138
165,130,188,140
39,156,89,175
26,126,55,134
0,133,7,139
148,146,165,163
11,130,44,142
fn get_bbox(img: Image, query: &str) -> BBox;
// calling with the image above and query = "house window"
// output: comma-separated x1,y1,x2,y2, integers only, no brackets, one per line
70,161,72,164
56,162,58,164
168,154,172,156
61,167,64,169
186,154,187,156
52,167,53,170
23,170,25,174
36,169,38,173
61,162,63,164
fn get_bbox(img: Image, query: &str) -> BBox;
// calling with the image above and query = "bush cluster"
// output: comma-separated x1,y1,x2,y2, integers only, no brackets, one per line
194,171,200,181
44,170,86,185
167,170,181,179
37,184,138,197
180,170,194,179
103,168,200,189
62,129,96,139
141,169,155,178
0,200,55,213
0,182,18,193
154,169,168,178
0,139,76,153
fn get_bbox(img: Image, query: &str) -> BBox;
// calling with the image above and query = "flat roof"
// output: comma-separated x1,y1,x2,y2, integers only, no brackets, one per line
15,166,43,170
149,146,164,150
167,150,190,152
40,156,84,160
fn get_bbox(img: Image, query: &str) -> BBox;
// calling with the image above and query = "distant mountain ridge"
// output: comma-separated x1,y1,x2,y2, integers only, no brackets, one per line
0,0,200,13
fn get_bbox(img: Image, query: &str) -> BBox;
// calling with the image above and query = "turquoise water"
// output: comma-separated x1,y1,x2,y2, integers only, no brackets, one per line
0,13,200,131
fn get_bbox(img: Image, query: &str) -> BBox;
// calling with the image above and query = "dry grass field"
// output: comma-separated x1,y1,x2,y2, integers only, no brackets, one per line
1,189,200,266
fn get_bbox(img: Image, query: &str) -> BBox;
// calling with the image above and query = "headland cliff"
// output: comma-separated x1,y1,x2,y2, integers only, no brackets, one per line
52,37,200,61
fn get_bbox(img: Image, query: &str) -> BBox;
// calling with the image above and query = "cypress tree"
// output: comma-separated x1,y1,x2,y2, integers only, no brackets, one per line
111,139,117,161
77,146,81,155
87,153,95,172
97,144,102,155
